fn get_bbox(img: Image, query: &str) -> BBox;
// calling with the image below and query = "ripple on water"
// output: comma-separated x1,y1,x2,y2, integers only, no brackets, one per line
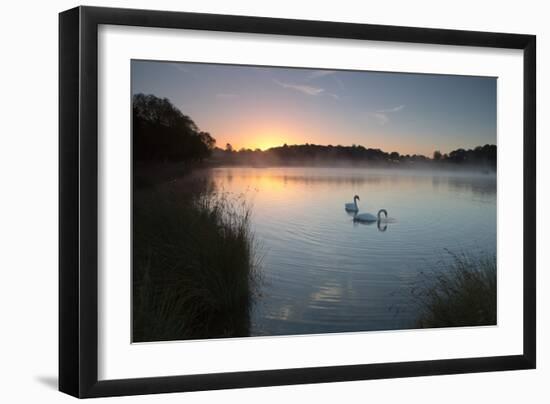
206,167,496,336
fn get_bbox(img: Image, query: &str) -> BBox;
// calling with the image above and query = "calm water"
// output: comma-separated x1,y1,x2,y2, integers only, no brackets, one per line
205,167,496,336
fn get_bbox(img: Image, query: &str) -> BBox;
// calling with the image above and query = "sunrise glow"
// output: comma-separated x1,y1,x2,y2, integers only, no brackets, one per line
132,61,496,156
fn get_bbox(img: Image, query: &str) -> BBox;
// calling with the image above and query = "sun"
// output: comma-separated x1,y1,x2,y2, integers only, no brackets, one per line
227,120,300,151
254,138,284,151
247,131,292,151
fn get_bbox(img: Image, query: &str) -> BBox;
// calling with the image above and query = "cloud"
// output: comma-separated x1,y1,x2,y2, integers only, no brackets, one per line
377,105,405,113
216,93,239,99
307,71,342,99
306,70,336,80
273,79,325,96
370,105,405,125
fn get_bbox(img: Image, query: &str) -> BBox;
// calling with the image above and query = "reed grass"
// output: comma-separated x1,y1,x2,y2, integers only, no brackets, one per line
132,181,259,342
412,252,496,328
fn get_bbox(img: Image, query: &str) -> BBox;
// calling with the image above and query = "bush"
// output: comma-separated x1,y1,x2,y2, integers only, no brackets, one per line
412,252,496,328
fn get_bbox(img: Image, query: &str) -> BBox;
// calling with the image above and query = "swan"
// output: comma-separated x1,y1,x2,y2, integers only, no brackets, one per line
345,195,360,212
353,209,388,223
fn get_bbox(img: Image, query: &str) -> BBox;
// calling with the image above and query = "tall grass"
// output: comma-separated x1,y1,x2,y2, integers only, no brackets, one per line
412,252,496,328
132,181,259,342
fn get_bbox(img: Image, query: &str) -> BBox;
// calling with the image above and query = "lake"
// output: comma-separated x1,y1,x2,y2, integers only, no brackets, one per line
204,166,496,336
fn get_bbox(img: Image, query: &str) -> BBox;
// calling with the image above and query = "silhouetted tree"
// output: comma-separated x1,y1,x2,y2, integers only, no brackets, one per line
133,93,215,162
443,145,495,167
390,152,400,161
210,142,496,169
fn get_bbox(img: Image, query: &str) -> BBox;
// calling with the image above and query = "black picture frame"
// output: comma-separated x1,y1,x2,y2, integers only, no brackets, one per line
59,5,536,398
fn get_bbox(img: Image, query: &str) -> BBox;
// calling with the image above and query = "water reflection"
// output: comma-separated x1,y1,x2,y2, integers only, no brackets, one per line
433,174,496,197
212,167,496,198
278,174,383,186
351,216,392,232
200,166,496,336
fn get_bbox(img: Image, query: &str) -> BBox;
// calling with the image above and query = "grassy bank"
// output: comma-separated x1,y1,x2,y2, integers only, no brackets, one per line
133,181,258,342
412,253,496,328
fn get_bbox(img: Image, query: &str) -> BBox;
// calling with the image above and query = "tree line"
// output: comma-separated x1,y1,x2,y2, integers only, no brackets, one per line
132,93,496,169
216,143,496,168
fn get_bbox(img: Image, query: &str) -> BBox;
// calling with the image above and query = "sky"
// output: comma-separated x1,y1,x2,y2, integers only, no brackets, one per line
132,60,496,156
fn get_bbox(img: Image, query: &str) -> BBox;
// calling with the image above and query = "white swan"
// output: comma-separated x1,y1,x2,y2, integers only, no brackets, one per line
345,195,360,212
353,209,388,223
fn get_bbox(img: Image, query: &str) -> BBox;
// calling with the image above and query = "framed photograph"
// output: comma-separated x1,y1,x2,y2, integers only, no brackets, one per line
59,6,536,398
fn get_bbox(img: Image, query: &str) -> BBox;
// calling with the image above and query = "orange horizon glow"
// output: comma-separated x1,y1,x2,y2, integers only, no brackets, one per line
210,119,304,152
228,143,441,156
234,133,295,152
133,61,496,157
213,128,454,156
218,137,445,156
200,112,458,156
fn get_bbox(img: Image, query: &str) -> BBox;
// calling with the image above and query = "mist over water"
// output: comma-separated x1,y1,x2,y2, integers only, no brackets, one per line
201,166,496,336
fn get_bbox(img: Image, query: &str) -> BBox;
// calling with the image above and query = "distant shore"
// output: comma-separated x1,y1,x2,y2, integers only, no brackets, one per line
210,143,496,170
